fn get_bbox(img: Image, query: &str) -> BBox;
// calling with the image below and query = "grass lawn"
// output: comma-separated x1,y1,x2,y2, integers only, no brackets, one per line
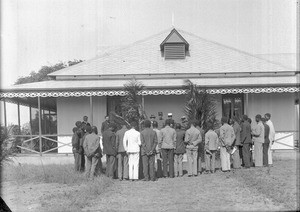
1,154,299,211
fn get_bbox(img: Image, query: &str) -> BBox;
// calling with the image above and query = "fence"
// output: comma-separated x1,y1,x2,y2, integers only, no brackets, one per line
9,130,298,156
11,134,72,155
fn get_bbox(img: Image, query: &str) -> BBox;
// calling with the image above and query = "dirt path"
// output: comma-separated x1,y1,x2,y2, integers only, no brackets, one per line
84,170,285,211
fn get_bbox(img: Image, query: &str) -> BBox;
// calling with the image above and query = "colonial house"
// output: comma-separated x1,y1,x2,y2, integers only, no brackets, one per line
1,28,299,154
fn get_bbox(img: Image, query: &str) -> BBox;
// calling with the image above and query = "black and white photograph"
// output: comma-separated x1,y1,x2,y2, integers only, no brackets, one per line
0,0,299,211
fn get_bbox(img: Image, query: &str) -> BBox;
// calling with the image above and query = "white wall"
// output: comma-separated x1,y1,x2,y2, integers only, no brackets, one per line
248,93,296,132
56,96,107,153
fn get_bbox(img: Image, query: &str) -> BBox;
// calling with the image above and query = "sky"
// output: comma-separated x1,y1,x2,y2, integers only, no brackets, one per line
0,0,297,126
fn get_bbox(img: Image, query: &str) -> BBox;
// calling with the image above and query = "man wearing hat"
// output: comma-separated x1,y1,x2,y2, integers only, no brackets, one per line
167,113,175,128
150,114,156,128
181,116,189,131
251,114,264,167
157,112,165,130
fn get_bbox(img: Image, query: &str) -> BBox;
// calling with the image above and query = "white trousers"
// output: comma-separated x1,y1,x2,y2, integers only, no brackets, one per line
268,142,273,165
128,152,140,180
220,147,230,171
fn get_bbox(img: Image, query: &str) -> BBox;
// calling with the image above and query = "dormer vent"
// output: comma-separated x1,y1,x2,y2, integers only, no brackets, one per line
160,28,189,60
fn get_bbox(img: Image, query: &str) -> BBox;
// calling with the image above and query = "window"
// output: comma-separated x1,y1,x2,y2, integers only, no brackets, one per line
222,94,244,121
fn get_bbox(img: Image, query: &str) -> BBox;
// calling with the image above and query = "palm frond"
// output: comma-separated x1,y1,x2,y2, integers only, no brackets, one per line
121,78,147,129
184,79,220,130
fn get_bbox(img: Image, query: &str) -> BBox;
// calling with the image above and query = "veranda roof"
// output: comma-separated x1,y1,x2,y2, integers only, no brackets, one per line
1,75,299,98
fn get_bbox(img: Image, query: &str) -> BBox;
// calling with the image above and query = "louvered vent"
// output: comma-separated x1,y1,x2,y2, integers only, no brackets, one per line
164,44,185,60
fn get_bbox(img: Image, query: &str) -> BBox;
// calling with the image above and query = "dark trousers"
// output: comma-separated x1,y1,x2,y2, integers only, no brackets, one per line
80,147,85,172
242,143,251,168
80,153,85,172
161,148,174,178
263,142,269,166
73,151,81,171
156,154,163,178
142,154,155,180
197,142,205,173
239,146,244,166
95,158,103,176
106,155,116,178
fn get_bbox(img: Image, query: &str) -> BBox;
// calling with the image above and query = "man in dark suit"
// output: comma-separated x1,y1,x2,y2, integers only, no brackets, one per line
261,118,270,167
81,116,91,132
102,123,117,178
140,120,158,181
240,115,252,168
101,115,110,135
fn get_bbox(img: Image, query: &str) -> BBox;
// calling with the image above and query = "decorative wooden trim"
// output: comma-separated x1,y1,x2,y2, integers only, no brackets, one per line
0,87,299,98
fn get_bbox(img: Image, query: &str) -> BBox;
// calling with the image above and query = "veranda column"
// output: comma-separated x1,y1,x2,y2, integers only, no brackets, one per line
38,96,42,155
142,95,145,110
244,93,249,115
17,102,21,133
90,96,93,126
3,99,7,128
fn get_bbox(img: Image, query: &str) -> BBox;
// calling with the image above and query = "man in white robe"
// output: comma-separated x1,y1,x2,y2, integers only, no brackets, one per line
264,113,275,166
123,121,141,180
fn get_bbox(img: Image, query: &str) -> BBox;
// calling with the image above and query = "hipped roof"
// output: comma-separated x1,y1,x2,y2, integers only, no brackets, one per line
48,28,293,78
1,28,298,97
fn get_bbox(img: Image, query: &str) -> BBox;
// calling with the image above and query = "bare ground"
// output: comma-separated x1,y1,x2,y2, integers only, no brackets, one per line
1,156,299,212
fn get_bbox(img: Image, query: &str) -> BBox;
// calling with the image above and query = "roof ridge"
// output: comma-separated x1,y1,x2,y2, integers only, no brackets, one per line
176,29,294,71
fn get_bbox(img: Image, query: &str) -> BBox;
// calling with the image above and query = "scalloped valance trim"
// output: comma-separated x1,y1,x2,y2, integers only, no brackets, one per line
0,87,299,98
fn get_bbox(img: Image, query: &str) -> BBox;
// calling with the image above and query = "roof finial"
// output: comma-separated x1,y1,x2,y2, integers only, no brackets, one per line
172,12,175,28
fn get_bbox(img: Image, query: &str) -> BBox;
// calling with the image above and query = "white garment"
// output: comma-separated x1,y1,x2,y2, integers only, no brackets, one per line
266,120,275,165
220,146,230,171
153,128,161,152
128,153,139,180
123,128,141,153
251,121,264,143
266,120,275,142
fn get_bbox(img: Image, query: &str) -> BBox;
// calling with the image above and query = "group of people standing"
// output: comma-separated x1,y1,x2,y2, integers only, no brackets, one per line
71,112,276,180
218,113,275,173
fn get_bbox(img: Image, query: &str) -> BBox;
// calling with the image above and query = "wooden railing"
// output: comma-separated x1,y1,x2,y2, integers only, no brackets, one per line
10,130,298,156
11,134,72,155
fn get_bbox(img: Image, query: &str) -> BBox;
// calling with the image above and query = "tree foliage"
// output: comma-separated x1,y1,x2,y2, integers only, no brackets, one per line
184,79,219,130
0,124,20,164
109,79,147,131
15,59,83,85
121,79,147,126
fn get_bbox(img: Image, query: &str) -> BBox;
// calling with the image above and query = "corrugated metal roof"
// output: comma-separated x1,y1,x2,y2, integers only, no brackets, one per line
48,28,293,78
